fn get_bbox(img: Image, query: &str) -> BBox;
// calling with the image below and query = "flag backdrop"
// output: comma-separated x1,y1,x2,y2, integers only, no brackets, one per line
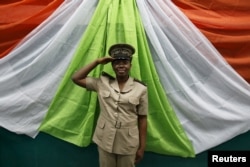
0,0,249,158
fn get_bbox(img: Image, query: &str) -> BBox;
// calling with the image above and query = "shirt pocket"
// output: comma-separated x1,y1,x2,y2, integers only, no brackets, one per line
95,118,106,140
99,90,113,108
100,90,110,98
128,97,139,105
127,127,139,148
128,97,139,111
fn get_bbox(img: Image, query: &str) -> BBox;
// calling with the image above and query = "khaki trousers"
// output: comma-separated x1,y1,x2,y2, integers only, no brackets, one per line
98,147,136,167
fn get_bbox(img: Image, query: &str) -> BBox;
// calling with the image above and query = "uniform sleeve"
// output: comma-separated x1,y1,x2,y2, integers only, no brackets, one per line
137,87,148,115
86,77,99,91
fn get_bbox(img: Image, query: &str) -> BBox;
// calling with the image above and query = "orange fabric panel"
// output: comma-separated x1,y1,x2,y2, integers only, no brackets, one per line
0,0,64,58
173,0,250,83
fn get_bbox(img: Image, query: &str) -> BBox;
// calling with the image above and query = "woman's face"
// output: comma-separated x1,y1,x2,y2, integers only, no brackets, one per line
112,59,131,78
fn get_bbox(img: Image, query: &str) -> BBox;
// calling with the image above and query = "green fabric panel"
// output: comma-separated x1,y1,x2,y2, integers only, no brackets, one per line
39,0,194,157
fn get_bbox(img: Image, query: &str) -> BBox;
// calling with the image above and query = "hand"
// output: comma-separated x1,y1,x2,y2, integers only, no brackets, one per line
96,57,114,65
134,148,144,164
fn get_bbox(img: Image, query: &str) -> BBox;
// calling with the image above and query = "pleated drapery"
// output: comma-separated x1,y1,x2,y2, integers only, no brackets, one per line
173,0,250,83
0,0,64,58
39,0,195,157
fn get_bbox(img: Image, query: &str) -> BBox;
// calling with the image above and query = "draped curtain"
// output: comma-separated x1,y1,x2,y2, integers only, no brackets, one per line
1,0,249,82
0,0,64,58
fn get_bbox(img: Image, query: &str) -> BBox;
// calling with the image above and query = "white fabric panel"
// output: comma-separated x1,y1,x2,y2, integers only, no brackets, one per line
0,0,98,137
137,0,250,154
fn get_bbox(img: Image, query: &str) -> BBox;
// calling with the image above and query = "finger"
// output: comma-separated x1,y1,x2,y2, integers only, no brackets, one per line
134,156,141,164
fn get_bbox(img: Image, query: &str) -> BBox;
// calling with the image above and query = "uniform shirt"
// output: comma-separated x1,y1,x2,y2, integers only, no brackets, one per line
86,72,148,154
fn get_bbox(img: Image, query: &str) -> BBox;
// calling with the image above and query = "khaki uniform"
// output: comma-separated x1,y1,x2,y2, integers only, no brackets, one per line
86,72,148,165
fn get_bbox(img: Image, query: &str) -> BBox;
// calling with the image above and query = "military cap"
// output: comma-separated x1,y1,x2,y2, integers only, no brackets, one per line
108,43,135,61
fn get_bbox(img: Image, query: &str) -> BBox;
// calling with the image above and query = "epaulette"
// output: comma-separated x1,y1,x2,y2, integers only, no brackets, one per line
101,71,115,80
134,78,147,86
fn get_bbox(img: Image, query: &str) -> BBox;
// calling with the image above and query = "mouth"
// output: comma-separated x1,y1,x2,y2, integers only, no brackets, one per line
117,68,126,74
118,69,125,72
117,67,125,71
118,70,125,74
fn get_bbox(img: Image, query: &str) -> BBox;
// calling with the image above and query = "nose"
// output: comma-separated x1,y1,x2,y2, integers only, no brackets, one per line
116,61,126,66
118,62,125,66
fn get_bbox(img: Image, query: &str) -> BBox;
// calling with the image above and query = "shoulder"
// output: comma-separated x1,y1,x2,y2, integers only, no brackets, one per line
133,78,147,87
101,71,115,80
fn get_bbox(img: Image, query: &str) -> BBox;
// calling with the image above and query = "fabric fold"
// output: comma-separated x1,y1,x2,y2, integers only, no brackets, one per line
39,0,194,157
0,0,64,58
136,0,250,154
0,0,97,137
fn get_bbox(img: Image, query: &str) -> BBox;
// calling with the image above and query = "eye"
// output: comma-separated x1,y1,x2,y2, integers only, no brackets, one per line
113,60,130,65
124,60,130,64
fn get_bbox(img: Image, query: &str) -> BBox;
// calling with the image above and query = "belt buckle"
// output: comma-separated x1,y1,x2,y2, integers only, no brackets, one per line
115,121,121,129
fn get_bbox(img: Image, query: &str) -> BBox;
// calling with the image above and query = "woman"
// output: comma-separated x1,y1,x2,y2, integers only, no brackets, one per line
72,43,148,167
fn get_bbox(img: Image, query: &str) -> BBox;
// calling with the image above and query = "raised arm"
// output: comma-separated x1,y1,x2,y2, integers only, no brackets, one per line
72,57,114,88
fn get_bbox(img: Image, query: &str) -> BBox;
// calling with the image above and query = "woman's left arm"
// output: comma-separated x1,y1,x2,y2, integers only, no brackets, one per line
135,115,147,164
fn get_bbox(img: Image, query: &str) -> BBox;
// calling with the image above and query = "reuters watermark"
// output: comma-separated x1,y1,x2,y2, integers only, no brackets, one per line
208,151,250,167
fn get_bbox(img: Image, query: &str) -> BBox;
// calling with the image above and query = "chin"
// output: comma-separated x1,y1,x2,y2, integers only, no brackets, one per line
116,73,128,77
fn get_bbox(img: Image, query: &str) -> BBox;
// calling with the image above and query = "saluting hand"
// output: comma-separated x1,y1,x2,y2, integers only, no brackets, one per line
72,56,114,88
96,57,114,65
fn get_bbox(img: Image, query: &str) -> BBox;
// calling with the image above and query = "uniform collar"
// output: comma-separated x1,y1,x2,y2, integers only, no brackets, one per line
111,76,134,93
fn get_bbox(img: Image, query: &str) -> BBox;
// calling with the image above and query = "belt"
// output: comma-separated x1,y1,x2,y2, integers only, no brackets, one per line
100,114,138,129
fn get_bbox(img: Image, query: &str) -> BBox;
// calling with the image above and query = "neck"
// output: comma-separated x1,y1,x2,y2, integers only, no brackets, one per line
117,75,129,84
117,75,129,91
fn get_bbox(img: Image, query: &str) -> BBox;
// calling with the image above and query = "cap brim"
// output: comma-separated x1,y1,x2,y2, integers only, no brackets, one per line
112,55,131,61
